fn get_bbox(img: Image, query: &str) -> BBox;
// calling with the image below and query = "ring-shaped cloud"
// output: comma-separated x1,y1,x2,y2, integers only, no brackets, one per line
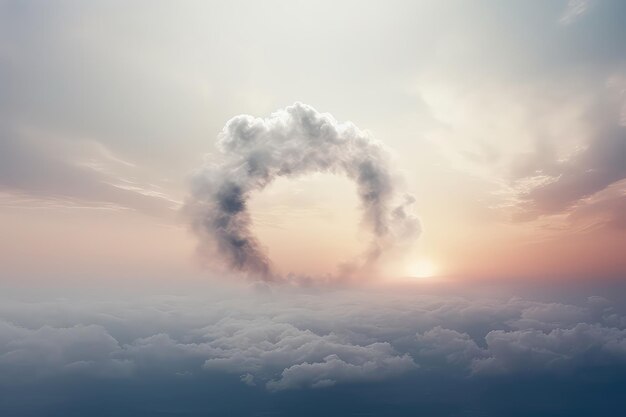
187,103,419,281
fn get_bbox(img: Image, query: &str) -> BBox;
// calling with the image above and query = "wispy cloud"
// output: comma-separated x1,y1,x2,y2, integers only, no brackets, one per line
0,127,179,218
559,0,596,25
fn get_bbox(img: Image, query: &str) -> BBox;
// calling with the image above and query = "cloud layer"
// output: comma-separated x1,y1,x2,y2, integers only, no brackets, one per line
187,103,420,280
2,286,625,392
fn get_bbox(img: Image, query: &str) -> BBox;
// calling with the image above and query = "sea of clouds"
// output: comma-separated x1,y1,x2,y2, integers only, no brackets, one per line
2,283,625,392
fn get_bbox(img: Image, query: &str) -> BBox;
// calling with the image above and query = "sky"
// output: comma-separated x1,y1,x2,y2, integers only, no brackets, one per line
1,1,626,416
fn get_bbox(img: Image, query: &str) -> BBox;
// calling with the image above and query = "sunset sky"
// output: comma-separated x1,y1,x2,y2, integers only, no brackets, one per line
1,1,626,416
2,1,626,284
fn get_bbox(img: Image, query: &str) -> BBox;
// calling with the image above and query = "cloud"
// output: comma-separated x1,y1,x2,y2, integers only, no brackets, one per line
508,302,589,330
505,77,626,229
187,103,420,280
416,322,626,376
559,0,596,25
265,348,416,392
567,186,626,230
415,326,486,369
0,320,133,382
198,317,416,391
0,127,180,217
473,323,626,374
1,286,625,392
421,73,626,230
513,122,626,220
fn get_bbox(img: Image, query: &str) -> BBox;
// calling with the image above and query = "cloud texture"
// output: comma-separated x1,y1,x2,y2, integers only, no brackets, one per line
187,103,420,280
2,286,626,392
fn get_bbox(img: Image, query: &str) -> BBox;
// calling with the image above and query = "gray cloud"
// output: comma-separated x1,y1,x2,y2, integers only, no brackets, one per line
0,321,133,383
265,347,416,391
187,103,420,280
509,80,626,226
514,126,626,218
200,317,416,391
1,287,625,391
415,326,486,369
472,323,626,374
414,321,626,376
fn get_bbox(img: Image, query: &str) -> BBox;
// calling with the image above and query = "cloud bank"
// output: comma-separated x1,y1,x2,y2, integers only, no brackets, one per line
187,103,420,280
2,287,626,392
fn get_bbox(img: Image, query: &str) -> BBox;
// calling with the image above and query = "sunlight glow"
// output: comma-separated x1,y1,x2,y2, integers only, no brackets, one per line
408,259,439,278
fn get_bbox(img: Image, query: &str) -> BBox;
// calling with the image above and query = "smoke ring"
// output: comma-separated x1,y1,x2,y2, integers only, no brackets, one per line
188,103,420,281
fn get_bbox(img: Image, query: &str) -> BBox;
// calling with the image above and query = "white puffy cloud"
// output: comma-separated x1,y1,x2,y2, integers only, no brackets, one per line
415,326,486,369
0,320,133,382
198,317,416,391
266,348,416,392
473,323,626,374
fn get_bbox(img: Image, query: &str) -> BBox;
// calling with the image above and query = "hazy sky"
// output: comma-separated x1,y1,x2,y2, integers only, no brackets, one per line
2,2,626,416
2,0,626,283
